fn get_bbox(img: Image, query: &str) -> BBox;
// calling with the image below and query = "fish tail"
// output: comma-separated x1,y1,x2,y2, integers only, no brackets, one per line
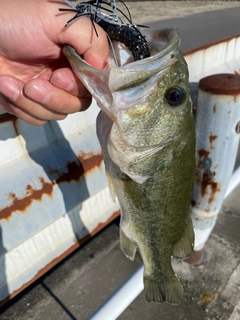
144,276,187,304
120,228,137,261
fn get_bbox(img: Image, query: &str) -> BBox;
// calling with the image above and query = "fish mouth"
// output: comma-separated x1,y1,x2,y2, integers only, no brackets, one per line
135,27,180,60
63,27,180,67
63,27,183,123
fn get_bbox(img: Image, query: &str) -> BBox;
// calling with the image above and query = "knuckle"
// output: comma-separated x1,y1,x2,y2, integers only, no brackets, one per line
57,100,71,113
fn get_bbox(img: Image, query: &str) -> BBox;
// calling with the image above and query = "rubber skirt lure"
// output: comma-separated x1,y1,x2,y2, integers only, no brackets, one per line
59,0,150,61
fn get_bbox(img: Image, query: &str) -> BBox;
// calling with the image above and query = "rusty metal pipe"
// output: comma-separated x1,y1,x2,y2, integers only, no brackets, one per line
191,74,240,250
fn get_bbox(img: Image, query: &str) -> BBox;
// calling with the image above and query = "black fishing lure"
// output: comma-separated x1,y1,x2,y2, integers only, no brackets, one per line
59,0,150,61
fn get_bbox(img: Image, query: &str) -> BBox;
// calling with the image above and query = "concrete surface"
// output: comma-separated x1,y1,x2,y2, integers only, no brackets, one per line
1,3,240,320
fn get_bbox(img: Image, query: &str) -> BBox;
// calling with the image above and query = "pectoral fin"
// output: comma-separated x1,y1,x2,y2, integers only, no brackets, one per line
120,228,137,261
105,168,117,202
172,217,195,259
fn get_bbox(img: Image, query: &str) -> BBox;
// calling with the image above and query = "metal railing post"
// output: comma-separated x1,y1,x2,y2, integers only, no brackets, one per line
191,74,240,251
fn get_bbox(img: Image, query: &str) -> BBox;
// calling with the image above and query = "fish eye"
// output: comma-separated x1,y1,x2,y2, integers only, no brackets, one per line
165,87,186,107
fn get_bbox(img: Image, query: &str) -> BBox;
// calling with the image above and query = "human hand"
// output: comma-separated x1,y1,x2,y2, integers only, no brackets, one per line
0,0,109,125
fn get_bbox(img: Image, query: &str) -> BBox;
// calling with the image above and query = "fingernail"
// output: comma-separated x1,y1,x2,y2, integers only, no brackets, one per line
0,77,20,101
24,82,50,104
51,73,74,92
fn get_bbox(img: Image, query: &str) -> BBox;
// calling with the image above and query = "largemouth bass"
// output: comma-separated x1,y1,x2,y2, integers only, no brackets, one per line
63,27,196,304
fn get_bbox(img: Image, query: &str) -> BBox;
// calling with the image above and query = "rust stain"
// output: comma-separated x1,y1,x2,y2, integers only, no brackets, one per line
185,248,203,265
53,161,84,184
213,104,216,113
196,149,220,203
0,178,54,220
0,113,17,124
201,171,220,204
198,149,210,158
191,200,196,207
0,210,120,307
0,152,103,220
199,74,240,96
209,134,217,144
0,113,26,155
184,33,240,57
209,134,217,150
78,152,103,173
49,152,103,184
196,150,210,184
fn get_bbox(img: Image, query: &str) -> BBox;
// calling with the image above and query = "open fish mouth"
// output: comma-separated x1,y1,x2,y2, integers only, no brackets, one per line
63,26,180,66
63,26,184,120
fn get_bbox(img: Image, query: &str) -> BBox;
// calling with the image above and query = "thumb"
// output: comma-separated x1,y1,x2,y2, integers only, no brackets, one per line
58,14,109,69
